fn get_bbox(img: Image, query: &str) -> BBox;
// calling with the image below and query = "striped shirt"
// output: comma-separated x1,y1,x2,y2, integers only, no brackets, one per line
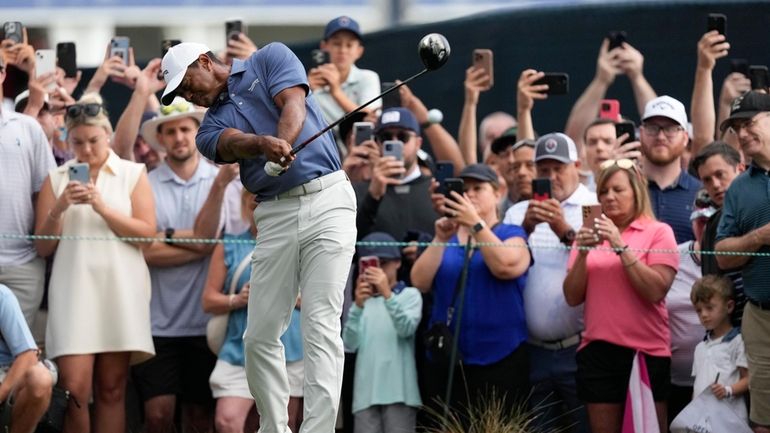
648,171,701,244
716,165,770,302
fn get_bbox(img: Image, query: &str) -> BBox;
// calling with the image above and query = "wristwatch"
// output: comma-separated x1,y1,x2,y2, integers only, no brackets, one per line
470,220,487,235
560,229,576,245
164,227,175,245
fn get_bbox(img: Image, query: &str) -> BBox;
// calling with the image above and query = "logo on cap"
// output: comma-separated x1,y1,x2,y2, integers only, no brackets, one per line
339,16,351,27
732,95,744,112
652,101,674,111
544,138,558,153
381,111,401,124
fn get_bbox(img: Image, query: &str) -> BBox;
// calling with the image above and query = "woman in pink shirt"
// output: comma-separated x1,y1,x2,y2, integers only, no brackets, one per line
563,159,679,433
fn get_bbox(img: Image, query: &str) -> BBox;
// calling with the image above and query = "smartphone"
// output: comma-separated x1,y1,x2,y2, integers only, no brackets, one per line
358,255,380,274
532,178,552,201
730,58,749,77
381,82,401,109
533,73,569,95
3,21,23,44
443,178,464,200
56,42,77,78
382,140,404,163
310,49,330,67
582,205,602,232
110,36,130,65
749,65,770,91
68,163,90,184
615,121,636,145
707,13,727,36
599,99,620,121
35,49,56,91
404,230,421,243
472,48,494,88
434,161,455,195
226,20,243,41
161,39,181,57
353,122,374,146
607,30,627,50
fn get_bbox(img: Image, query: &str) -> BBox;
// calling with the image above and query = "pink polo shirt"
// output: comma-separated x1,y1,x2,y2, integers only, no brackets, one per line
568,217,679,357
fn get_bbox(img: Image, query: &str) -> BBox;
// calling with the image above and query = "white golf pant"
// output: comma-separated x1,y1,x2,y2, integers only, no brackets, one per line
244,171,357,433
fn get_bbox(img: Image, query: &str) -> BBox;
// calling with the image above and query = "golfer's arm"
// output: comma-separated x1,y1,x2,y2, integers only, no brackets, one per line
216,129,268,162
274,86,307,145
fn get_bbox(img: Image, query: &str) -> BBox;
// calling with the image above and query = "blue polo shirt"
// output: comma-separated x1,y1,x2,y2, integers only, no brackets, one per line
429,224,529,366
0,284,36,367
196,43,340,200
716,165,770,302
648,171,701,243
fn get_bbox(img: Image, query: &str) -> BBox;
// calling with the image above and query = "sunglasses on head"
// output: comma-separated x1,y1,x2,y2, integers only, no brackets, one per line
600,158,639,171
376,130,415,143
160,101,192,116
65,103,104,119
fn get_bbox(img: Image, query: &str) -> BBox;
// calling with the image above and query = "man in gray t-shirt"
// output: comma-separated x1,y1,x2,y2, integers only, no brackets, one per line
0,53,56,328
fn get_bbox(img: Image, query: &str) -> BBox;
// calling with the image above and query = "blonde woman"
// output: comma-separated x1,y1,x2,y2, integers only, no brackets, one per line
34,93,156,433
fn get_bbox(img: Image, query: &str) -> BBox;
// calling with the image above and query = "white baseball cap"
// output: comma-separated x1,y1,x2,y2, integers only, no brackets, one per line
160,42,211,106
642,95,688,128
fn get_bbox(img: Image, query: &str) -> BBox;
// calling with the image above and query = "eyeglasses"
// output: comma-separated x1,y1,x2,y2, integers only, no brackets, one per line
65,103,104,120
640,123,684,138
160,101,192,116
727,113,770,133
600,158,638,171
376,130,415,144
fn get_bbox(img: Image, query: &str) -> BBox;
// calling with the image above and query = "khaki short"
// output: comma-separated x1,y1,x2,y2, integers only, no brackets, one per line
742,303,770,427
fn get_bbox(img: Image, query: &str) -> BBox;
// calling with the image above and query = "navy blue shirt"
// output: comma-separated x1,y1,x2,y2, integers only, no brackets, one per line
716,165,770,302
429,224,529,366
648,171,701,243
196,43,341,200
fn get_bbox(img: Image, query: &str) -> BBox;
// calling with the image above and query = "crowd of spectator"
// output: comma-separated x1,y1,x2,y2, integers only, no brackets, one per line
1,12,769,433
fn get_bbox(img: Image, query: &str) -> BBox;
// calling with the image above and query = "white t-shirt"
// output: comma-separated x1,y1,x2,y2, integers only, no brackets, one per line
692,328,748,421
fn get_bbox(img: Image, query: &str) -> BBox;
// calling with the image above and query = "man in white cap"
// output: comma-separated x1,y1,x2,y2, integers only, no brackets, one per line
131,96,223,433
159,40,356,433
640,95,701,243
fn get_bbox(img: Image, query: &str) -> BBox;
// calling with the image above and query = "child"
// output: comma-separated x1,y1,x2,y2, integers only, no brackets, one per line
342,232,422,433
308,16,381,156
690,274,749,421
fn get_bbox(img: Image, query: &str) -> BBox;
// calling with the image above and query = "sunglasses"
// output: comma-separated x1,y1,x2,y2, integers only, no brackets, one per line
376,130,415,144
65,103,104,120
600,158,639,171
160,101,193,116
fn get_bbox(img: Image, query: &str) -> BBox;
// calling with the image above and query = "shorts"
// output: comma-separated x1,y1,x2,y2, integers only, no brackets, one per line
209,359,252,400
132,336,217,404
287,359,304,397
742,303,770,426
576,340,670,403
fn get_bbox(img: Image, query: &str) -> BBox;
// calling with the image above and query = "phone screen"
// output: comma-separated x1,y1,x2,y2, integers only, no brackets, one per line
532,178,552,201
615,121,636,145
533,73,569,95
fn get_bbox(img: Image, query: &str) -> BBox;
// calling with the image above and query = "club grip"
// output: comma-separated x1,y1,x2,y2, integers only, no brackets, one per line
264,157,286,177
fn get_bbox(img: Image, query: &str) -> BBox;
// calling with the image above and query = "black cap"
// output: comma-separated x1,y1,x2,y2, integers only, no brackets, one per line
720,91,770,132
357,232,401,260
489,126,518,154
458,163,499,186
337,112,367,143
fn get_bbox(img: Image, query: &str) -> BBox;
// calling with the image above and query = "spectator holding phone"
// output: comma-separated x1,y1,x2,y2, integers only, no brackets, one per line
564,158,679,433
342,232,422,433
202,189,304,433
489,130,536,211
308,16,381,155
690,30,731,155
0,51,56,329
503,133,595,433
33,93,156,433
411,163,531,421
582,118,643,187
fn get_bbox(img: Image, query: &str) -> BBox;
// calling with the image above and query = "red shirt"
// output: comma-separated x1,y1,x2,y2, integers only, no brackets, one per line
568,218,679,357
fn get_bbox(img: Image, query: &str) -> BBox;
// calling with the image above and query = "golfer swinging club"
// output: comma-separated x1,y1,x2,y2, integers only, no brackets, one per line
160,41,357,433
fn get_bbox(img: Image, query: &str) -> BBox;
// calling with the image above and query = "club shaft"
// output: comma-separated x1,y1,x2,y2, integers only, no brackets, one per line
289,68,429,156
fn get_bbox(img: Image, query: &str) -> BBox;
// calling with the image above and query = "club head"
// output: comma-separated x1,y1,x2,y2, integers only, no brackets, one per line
418,33,451,71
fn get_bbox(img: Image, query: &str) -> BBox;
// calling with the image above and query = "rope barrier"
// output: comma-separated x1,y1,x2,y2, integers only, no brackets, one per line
2,233,768,257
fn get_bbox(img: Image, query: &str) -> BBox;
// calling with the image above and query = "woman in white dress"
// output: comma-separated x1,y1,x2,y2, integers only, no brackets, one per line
34,93,156,433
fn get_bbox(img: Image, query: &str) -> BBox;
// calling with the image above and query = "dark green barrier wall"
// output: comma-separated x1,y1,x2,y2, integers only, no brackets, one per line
293,0,770,146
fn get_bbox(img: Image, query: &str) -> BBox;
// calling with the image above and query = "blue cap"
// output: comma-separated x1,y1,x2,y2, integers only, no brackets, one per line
375,107,421,134
358,232,401,260
324,16,362,40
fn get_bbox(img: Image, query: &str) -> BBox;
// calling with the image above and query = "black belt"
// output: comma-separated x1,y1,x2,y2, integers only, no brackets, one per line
748,297,770,310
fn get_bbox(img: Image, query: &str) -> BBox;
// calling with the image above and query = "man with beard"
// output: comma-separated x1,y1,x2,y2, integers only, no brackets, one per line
640,95,701,243
132,97,222,433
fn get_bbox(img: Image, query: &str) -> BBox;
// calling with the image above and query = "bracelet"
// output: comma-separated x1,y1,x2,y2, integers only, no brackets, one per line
228,294,235,309
725,385,733,398
615,244,629,256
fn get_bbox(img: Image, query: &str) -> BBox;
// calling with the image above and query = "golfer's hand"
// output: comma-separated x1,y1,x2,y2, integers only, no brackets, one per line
261,136,295,166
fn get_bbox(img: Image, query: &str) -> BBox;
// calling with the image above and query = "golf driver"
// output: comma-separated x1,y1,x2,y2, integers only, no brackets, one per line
265,32,451,176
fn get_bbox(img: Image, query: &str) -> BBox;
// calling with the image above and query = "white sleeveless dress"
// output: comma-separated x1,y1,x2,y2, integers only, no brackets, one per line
45,150,154,364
